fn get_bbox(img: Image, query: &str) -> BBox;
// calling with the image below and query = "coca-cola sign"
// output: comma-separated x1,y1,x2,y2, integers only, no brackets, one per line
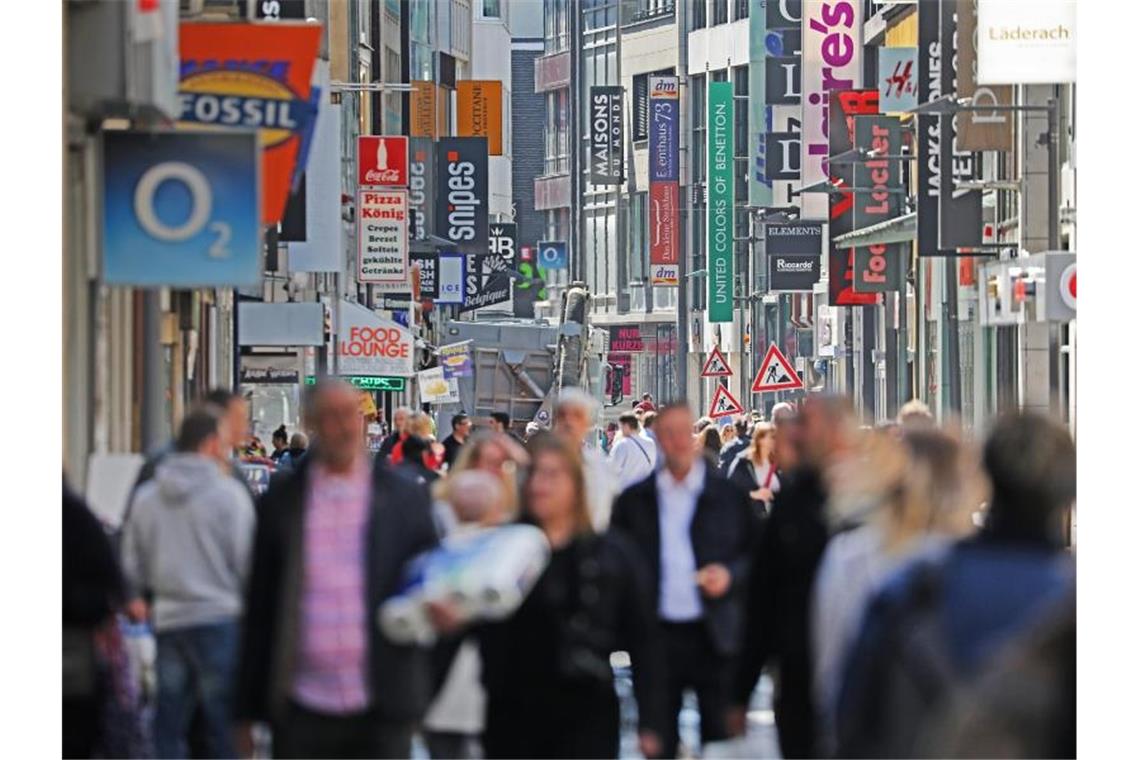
359,136,409,187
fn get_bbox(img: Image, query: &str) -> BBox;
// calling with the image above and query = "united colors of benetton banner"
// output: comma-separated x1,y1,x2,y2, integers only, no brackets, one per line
178,23,321,226
648,75,679,286
707,81,734,323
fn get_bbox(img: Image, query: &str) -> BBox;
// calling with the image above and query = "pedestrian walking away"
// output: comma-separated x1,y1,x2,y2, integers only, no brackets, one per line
609,411,658,493
554,388,615,531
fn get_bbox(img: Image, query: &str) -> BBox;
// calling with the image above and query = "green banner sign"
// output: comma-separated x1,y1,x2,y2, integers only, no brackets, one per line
304,375,407,392
707,81,735,323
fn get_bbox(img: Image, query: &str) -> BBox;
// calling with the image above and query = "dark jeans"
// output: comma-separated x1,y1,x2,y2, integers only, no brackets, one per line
155,620,240,759
772,655,816,760
483,686,620,759
273,702,414,759
424,730,480,760
660,621,732,759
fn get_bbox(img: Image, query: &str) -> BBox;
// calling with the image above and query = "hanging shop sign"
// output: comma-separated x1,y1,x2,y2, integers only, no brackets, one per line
457,80,504,155
419,367,460,404
102,131,261,287
178,22,321,225
359,136,409,187
460,254,512,312
436,253,466,305
877,47,918,113
435,137,489,254
766,221,823,292
337,299,414,377
957,0,1013,151
408,138,434,242
649,75,680,286
410,81,438,138
357,189,409,287
410,251,439,299
304,375,407,392
976,0,1076,85
290,63,342,273
939,0,983,251
917,0,940,257
588,86,624,185
707,80,735,323
801,0,864,220
439,341,474,379
827,89,880,306
852,116,905,293
537,241,568,270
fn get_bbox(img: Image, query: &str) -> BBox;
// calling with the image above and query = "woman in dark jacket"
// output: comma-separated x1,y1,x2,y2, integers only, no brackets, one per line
726,422,782,516
478,432,667,759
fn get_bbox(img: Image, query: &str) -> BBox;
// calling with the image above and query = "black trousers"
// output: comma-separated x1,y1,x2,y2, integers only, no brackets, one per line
773,655,817,760
483,685,620,759
273,702,414,759
660,621,732,759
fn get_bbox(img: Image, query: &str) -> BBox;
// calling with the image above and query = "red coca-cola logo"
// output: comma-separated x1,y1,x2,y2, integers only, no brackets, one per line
365,168,402,184
358,136,408,187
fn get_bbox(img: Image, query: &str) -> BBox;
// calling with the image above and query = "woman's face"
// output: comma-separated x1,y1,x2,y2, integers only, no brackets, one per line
754,431,774,460
526,451,577,527
273,437,286,451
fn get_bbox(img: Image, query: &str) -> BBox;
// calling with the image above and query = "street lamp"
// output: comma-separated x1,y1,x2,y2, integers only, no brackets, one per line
827,147,918,163
792,177,909,197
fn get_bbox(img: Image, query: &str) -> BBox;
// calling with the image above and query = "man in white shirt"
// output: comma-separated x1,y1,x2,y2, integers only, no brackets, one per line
554,388,615,530
609,412,658,493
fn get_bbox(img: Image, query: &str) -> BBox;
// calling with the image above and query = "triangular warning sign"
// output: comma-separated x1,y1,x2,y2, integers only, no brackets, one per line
701,346,733,378
708,384,744,419
752,343,804,393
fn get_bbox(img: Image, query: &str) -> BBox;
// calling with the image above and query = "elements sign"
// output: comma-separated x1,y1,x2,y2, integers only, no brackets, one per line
358,189,408,286
707,81,735,323
435,137,489,254
766,222,823,292
589,86,624,185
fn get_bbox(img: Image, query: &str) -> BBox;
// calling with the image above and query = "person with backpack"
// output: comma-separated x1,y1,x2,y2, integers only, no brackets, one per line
726,422,781,516
833,412,1076,758
609,412,657,493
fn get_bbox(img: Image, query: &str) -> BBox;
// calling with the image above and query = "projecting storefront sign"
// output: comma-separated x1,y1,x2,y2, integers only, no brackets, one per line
828,89,879,306
589,86,624,185
357,189,409,288
877,47,918,113
852,116,905,293
938,0,982,251
707,81,735,323
767,221,823,292
408,138,434,241
435,137,489,254
358,136,409,187
649,75,680,286
337,299,414,377
410,251,439,299
976,0,1076,85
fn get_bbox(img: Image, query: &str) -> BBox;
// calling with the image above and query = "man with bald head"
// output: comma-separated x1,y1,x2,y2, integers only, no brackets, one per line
235,380,440,758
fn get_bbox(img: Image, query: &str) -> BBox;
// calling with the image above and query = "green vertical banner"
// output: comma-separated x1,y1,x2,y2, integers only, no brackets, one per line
707,81,735,323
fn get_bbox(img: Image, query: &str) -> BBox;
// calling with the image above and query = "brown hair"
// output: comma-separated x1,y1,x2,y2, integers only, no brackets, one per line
523,431,594,536
749,421,775,465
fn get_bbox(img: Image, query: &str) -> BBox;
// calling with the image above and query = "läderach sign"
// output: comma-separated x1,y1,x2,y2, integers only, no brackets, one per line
304,375,407,392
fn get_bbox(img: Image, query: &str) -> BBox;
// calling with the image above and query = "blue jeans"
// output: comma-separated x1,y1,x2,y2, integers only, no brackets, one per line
154,620,239,759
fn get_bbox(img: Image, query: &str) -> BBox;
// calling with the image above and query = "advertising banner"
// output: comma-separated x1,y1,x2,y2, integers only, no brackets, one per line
957,0,1013,151
649,75,680,286
408,138,434,242
359,136,409,187
436,254,466,305
411,81,438,138
588,86,624,185
337,299,414,377
649,182,680,286
609,326,645,353
766,221,822,293
707,81,735,323
976,0,1076,85
827,89,880,306
751,1,800,209
439,341,474,379
917,0,941,257
435,137,489,254
358,189,409,287
749,0,771,209
801,0,863,220
178,22,321,225
419,367,460,404
853,116,905,292
290,66,341,271
939,0,982,250
877,47,918,113
410,251,439,298
765,57,801,104
460,254,512,312
102,131,261,287
457,80,504,155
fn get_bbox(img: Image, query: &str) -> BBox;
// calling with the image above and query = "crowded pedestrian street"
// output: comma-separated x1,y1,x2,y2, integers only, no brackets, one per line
42,0,1110,758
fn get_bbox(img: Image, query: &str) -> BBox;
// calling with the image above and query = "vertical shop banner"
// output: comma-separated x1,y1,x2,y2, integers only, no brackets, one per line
178,23,321,226
649,75,680,286
751,1,801,209
828,89,879,306
766,222,823,291
410,81,437,138
408,138,434,242
939,0,982,250
957,0,1013,152
358,189,409,288
707,81,735,323
457,81,504,155
801,0,863,220
878,47,919,113
290,64,343,273
410,251,439,298
749,1,772,208
917,0,942,257
461,254,512,312
588,86,624,185
358,136,409,187
852,116,905,292
435,137,489,254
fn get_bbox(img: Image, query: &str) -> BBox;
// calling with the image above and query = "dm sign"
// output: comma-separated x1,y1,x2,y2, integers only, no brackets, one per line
102,131,261,287
178,22,321,226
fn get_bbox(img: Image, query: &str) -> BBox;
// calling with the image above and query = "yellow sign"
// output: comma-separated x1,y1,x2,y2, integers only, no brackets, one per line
411,81,437,138
457,81,503,156
359,391,378,417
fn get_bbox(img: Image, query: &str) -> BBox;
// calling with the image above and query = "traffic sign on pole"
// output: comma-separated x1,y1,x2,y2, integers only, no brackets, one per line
708,384,744,418
752,343,803,393
700,346,733,378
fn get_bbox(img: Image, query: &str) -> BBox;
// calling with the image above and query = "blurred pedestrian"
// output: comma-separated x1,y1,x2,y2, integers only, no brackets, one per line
378,406,413,461
718,417,750,474
122,406,256,759
609,412,657,492
602,421,619,455
611,403,755,759
270,426,289,463
442,413,472,470
726,422,781,516
432,431,528,535
396,435,441,489
834,412,1076,758
811,427,982,755
635,392,657,413
479,432,666,758
696,424,722,469
897,398,935,430
488,411,525,446
642,410,659,446
730,395,857,759
554,388,615,530
395,412,444,470
235,380,440,759
276,432,309,474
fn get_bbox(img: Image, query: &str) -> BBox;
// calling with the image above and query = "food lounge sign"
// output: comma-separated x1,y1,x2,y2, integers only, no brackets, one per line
336,299,414,377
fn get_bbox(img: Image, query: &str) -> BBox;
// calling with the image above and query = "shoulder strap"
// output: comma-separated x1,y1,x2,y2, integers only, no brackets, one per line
629,435,652,465
762,463,775,489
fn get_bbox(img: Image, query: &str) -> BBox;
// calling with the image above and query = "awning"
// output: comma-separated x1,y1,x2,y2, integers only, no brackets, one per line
831,212,916,246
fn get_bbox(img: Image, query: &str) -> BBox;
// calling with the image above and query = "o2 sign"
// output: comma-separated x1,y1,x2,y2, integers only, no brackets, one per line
537,240,568,270
102,131,261,287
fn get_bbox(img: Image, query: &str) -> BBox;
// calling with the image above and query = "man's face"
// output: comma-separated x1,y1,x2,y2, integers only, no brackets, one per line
224,399,249,451
489,418,504,434
314,385,364,470
455,418,472,438
657,407,696,472
554,404,591,444
799,401,838,468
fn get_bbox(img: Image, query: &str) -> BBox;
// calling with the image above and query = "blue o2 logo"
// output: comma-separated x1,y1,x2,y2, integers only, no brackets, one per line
133,161,232,258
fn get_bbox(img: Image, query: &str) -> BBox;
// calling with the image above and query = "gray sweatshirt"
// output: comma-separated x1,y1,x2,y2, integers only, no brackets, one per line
122,453,256,632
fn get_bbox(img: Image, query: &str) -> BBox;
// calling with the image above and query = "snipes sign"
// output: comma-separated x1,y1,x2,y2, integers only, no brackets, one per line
435,137,489,255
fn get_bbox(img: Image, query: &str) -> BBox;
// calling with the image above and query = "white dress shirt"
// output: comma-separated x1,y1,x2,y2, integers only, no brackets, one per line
655,458,706,622
582,444,616,531
609,430,658,492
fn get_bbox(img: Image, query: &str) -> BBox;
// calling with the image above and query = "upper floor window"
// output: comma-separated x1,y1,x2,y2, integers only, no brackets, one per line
713,0,728,26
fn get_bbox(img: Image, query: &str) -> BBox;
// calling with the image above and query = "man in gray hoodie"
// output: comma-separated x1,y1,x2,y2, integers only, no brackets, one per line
122,405,256,759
